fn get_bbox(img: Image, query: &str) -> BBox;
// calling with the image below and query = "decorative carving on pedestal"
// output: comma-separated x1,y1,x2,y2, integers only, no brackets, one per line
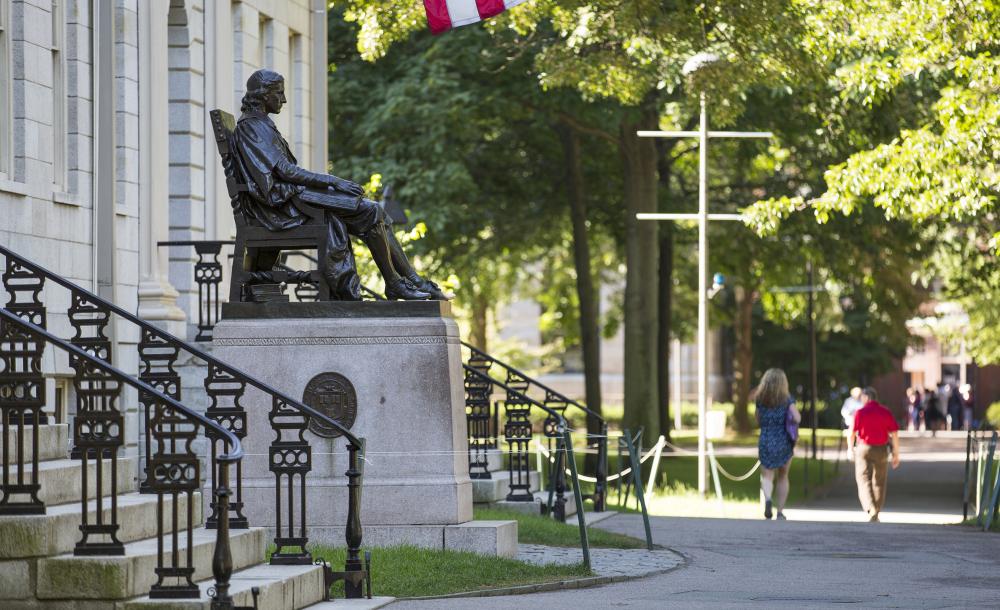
303,372,358,438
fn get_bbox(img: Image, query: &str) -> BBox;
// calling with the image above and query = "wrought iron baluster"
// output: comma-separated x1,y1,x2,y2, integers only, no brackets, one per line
503,398,534,502
464,364,493,480
593,422,608,512
70,356,126,555
205,362,248,529
541,402,567,519
269,397,312,565
149,400,201,599
137,327,181,493
0,257,46,514
193,243,224,341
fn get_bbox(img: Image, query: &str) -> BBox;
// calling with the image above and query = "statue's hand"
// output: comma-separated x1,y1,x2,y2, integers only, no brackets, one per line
329,176,364,197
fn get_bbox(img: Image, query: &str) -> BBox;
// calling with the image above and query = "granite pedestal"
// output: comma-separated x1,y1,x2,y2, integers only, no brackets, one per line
211,301,515,556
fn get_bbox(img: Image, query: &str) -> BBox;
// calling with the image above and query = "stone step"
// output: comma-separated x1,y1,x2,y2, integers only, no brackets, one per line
472,469,540,503
0,491,202,560
491,489,579,518
29,456,139,507
122,562,326,610
306,597,397,610
471,448,504,472
3,424,70,462
36,527,268,600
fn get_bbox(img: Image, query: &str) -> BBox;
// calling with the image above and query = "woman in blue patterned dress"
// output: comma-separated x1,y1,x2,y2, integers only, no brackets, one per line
756,368,801,520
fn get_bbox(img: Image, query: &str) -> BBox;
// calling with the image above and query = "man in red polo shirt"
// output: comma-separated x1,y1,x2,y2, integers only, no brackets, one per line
847,387,901,522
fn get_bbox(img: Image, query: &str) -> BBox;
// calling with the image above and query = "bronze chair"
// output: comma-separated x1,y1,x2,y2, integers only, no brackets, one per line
209,109,331,302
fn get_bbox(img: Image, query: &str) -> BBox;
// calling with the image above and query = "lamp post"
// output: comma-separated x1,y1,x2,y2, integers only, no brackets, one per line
637,52,773,495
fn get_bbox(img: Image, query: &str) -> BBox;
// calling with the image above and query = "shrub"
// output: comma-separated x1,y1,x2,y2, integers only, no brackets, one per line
986,402,1000,428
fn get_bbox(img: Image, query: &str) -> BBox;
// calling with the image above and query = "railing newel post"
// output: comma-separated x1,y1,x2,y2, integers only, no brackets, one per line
344,438,365,598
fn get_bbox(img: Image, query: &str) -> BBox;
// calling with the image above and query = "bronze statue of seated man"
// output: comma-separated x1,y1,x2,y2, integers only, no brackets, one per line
233,68,446,300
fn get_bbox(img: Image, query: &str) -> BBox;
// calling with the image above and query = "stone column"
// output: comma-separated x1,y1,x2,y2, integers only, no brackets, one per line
137,0,184,330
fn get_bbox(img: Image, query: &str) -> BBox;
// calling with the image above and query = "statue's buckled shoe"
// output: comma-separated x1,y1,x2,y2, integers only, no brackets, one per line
408,275,452,301
385,278,430,301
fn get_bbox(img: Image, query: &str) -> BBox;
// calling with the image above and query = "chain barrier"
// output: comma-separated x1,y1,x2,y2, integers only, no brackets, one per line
713,459,762,481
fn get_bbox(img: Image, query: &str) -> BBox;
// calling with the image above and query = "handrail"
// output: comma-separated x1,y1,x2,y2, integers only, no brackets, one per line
0,308,243,463
0,244,363,450
463,364,572,426
462,341,605,423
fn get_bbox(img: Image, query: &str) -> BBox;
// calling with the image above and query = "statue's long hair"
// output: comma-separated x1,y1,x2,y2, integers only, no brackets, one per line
241,69,283,113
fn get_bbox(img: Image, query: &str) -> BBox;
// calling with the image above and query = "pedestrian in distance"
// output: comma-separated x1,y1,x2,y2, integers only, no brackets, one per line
905,387,922,431
948,384,964,430
841,387,863,429
961,384,974,431
923,387,942,433
847,387,901,522
755,368,801,521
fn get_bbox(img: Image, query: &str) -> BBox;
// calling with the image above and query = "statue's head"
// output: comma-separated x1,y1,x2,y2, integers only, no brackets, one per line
241,69,285,115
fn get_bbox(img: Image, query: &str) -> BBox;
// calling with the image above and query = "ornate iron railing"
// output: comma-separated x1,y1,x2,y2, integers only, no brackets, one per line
0,245,369,600
461,342,608,512
463,364,590,525
0,306,245,603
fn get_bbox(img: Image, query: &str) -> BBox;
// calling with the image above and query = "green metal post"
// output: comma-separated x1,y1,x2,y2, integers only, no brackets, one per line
623,428,654,550
561,426,590,569
978,432,996,526
985,450,1000,531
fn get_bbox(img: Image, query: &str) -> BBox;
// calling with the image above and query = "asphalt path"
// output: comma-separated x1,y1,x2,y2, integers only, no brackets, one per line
391,435,1000,609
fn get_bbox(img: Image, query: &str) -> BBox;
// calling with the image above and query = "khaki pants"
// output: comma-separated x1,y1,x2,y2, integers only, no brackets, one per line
855,443,889,514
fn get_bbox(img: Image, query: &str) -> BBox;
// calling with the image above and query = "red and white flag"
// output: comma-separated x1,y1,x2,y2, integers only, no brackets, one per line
424,0,528,35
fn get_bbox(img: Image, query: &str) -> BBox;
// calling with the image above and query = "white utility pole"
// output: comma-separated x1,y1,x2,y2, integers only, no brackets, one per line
636,57,772,494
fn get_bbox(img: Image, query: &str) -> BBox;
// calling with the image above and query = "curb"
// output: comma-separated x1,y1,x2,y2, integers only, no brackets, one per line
398,546,690,601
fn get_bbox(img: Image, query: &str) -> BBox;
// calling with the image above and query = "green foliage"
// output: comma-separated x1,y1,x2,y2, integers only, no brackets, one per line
746,0,1000,362
329,10,624,345
986,402,1000,428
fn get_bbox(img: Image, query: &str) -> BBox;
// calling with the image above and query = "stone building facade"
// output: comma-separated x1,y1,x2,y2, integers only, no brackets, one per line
0,0,329,442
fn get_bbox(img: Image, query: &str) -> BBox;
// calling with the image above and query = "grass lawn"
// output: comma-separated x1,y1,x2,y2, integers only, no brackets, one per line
473,506,646,548
299,498,648,598
309,544,591,598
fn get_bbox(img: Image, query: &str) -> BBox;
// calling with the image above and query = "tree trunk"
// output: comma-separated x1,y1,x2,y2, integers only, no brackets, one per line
655,142,676,441
657,223,673,440
619,109,660,436
470,290,489,352
557,123,603,423
732,285,755,434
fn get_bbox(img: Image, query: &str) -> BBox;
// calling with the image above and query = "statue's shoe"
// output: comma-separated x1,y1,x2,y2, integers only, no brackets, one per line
408,274,452,301
385,277,431,300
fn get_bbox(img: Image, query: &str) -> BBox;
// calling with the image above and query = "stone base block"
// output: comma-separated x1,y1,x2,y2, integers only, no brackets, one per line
295,519,517,557
444,520,517,558
212,302,473,534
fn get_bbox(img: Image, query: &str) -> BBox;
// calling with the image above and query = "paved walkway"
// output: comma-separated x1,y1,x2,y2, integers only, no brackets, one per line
391,435,1000,609
518,543,681,578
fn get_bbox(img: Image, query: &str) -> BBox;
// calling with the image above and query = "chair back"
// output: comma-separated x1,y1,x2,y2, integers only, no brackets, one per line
210,109,251,225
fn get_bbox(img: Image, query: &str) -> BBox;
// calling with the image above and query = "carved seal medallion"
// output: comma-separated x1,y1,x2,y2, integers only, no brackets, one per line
302,372,357,438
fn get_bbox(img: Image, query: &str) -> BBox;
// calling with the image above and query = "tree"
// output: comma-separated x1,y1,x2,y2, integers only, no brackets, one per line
745,0,1000,362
